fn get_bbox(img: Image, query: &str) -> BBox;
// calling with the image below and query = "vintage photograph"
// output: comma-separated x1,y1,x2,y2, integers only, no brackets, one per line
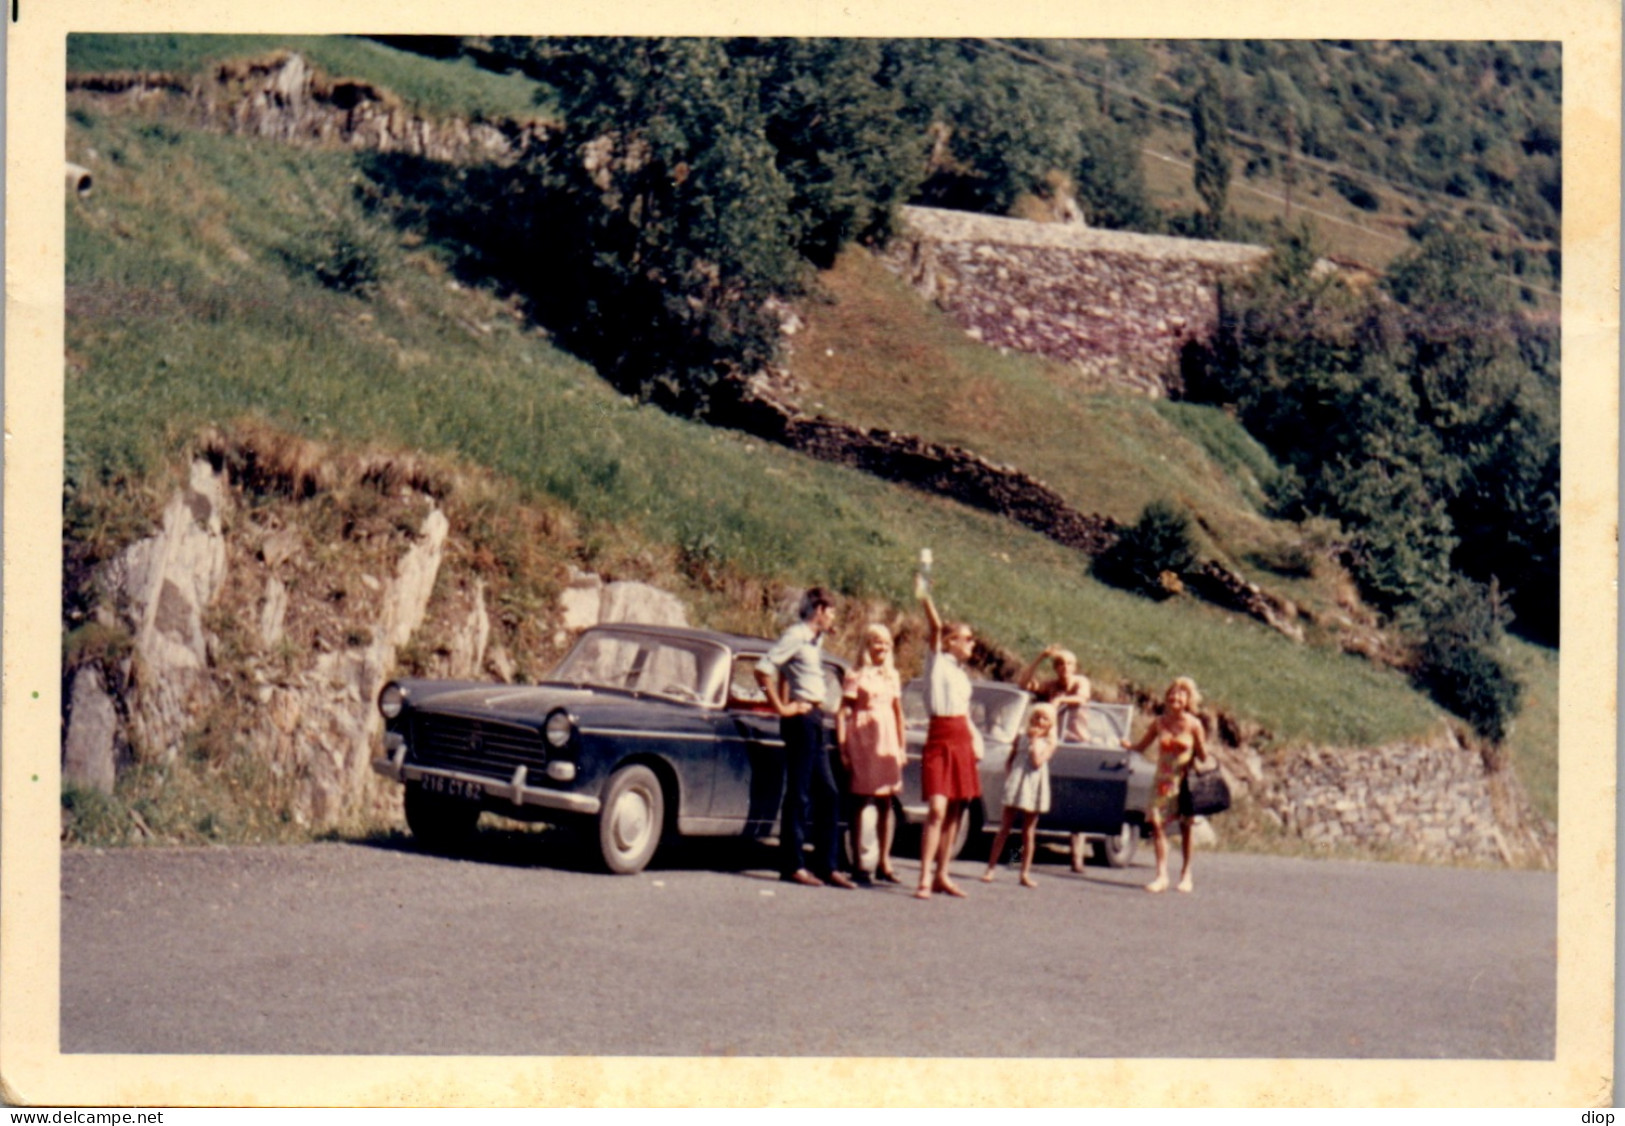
5,0,1618,1109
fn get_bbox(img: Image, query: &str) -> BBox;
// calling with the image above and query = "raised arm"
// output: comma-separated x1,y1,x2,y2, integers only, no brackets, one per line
1015,647,1054,692
916,574,945,651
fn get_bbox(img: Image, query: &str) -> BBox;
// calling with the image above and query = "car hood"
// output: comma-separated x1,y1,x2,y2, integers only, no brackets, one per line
404,681,702,724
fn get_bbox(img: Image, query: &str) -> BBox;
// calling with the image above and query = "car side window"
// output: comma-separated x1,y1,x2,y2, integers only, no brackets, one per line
728,655,771,711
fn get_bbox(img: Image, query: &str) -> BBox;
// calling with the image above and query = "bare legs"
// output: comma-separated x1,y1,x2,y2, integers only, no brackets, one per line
849,796,900,882
1145,814,1170,892
916,794,966,899
876,798,898,881
981,807,1018,882
1018,812,1039,886
981,809,1040,887
1176,816,1195,892
1145,813,1195,893
1069,832,1088,873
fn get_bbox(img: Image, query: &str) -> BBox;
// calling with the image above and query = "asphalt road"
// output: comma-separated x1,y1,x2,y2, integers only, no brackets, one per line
60,833,1555,1058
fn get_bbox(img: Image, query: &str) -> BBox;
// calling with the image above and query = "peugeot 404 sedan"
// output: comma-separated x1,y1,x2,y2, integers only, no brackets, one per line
372,623,846,874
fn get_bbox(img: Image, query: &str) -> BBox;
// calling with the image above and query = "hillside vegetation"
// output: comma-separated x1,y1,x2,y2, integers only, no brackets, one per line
62,36,1559,846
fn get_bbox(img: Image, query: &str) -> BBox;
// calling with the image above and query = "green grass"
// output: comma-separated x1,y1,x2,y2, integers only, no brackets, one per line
68,33,548,123
787,250,1344,612
62,106,1460,752
1501,638,1558,827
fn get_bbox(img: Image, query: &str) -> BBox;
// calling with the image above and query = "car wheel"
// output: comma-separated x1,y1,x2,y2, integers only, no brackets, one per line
597,764,665,875
1096,821,1139,869
403,784,480,853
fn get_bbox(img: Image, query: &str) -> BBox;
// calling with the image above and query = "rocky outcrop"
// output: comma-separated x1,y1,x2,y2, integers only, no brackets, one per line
61,453,689,830
69,52,553,168
882,206,1269,397
555,568,691,646
62,667,120,793
100,460,230,764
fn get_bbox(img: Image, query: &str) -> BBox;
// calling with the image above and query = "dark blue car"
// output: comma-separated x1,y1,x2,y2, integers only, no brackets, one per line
372,623,846,873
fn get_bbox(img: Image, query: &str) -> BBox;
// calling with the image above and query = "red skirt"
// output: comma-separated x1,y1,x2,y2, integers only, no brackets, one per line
921,715,981,801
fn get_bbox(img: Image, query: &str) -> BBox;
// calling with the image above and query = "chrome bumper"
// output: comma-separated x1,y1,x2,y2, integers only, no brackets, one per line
371,744,601,817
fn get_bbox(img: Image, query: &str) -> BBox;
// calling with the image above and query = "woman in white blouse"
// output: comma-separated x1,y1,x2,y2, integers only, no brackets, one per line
913,576,982,900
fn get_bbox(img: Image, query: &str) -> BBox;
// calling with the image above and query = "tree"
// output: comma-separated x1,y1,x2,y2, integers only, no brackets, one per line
1409,577,1524,742
728,39,925,267
509,38,803,409
1092,501,1199,600
1075,111,1158,230
887,40,1084,216
1190,68,1231,238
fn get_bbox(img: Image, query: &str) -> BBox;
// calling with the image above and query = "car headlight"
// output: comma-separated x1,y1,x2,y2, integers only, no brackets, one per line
378,682,408,719
544,710,574,749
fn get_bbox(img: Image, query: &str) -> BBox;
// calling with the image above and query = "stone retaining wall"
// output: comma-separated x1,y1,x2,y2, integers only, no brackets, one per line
882,206,1270,396
1245,735,1553,867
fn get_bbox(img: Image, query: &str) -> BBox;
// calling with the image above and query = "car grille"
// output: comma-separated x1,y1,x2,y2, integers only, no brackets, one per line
408,714,548,779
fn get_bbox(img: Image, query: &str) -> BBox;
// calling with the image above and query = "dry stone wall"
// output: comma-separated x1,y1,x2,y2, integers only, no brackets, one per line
882,206,1269,396
1245,734,1553,867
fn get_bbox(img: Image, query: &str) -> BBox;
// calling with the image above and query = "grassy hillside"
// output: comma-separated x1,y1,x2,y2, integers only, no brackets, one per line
1034,39,1560,290
788,251,1312,588
65,95,1460,754
68,33,547,122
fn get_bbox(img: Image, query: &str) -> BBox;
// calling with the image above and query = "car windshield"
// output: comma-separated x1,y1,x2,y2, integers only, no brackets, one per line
903,681,1133,749
551,628,729,707
1065,702,1133,747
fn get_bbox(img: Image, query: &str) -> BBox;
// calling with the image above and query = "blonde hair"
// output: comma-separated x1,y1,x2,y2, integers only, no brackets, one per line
1027,701,1059,731
858,623,897,673
1168,676,1201,710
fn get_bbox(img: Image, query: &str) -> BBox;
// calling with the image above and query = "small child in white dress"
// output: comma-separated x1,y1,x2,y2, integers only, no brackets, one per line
980,703,1059,889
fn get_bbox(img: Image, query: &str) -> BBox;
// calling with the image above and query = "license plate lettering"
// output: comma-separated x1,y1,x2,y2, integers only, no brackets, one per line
422,774,483,801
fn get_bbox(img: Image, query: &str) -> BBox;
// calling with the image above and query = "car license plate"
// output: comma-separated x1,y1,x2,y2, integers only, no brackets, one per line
422,774,483,802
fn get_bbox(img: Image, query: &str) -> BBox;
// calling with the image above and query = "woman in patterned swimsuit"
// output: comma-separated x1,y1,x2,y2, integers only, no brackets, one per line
1124,677,1208,893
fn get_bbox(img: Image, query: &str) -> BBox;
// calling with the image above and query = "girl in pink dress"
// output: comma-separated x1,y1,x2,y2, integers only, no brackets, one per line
837,624,906,884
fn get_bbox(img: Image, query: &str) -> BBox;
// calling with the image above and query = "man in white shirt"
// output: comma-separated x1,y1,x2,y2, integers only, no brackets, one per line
756,588,857,889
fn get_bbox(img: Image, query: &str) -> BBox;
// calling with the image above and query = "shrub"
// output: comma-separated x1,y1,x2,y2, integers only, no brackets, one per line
1092,501,1198,600
1409,578,1524,742
1331,173,1380,212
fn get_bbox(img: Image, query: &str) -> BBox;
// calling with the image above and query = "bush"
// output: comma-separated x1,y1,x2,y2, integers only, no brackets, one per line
1409,578,1524,742
1331,173,1380,212
1092,501,1199,600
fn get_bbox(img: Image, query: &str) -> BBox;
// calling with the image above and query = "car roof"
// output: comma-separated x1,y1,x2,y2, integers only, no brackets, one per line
580,621,788,654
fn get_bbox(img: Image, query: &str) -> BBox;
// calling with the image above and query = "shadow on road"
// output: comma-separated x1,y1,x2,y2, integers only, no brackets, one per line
345,821,1147,889
344,822,785,877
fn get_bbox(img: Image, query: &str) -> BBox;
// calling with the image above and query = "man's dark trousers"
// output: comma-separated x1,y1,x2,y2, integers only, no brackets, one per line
780,707,842,878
